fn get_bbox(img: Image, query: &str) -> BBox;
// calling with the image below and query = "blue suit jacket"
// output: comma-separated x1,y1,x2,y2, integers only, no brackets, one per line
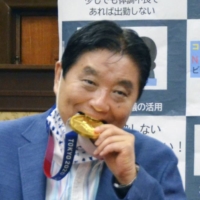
0,110,186,200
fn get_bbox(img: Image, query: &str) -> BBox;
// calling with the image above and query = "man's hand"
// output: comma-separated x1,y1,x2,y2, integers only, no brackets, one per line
93,124,137,185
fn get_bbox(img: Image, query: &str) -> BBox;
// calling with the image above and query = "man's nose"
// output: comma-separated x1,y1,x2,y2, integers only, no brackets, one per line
89,89,110,112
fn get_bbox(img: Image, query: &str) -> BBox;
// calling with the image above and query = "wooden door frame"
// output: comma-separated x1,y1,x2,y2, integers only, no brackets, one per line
0,0,57,111
0,0,57,64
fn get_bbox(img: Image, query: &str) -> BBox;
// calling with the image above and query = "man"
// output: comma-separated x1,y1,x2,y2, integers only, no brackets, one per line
0,20,186,200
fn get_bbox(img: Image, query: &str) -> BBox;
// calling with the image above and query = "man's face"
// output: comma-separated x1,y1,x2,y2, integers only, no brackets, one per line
54,49,139,128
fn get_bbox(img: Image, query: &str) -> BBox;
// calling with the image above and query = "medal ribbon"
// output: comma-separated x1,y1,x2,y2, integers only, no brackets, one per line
44,129,78,180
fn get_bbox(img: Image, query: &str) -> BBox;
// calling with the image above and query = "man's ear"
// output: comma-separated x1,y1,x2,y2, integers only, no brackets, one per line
53,61,62,95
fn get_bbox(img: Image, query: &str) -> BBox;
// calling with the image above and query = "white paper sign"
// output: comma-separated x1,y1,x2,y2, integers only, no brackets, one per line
186,20,200,116
194,125,200,176
126,26,168,90
126,116,186,187
58,0,187,21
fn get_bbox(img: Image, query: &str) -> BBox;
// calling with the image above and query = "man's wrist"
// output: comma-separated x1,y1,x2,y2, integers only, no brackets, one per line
113,165,139,189
113,180,134,189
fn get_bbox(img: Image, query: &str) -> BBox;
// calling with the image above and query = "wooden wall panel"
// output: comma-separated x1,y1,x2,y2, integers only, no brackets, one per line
0,66,55,111
0,0,57,64
21,16,58,65
0,0,57,111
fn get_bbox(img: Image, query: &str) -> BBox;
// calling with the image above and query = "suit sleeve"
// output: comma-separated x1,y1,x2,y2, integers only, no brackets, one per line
121,161,186,200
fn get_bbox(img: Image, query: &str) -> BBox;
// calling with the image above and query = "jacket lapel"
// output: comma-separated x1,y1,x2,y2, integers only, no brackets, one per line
18,112,49,200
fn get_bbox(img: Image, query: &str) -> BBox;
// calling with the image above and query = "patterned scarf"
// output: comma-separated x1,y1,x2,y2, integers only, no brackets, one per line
46,107,98,169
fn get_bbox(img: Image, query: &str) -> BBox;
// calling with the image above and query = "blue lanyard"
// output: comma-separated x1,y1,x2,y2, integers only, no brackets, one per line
43,106,78,180
44,130,78,180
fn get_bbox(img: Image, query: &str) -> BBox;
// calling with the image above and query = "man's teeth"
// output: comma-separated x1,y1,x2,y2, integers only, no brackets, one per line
77,112,106,123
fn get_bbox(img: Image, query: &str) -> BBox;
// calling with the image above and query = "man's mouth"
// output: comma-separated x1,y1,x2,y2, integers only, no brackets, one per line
78,111,107,124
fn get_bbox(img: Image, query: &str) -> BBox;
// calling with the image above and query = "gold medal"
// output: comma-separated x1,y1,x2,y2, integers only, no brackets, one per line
69,115,103,139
